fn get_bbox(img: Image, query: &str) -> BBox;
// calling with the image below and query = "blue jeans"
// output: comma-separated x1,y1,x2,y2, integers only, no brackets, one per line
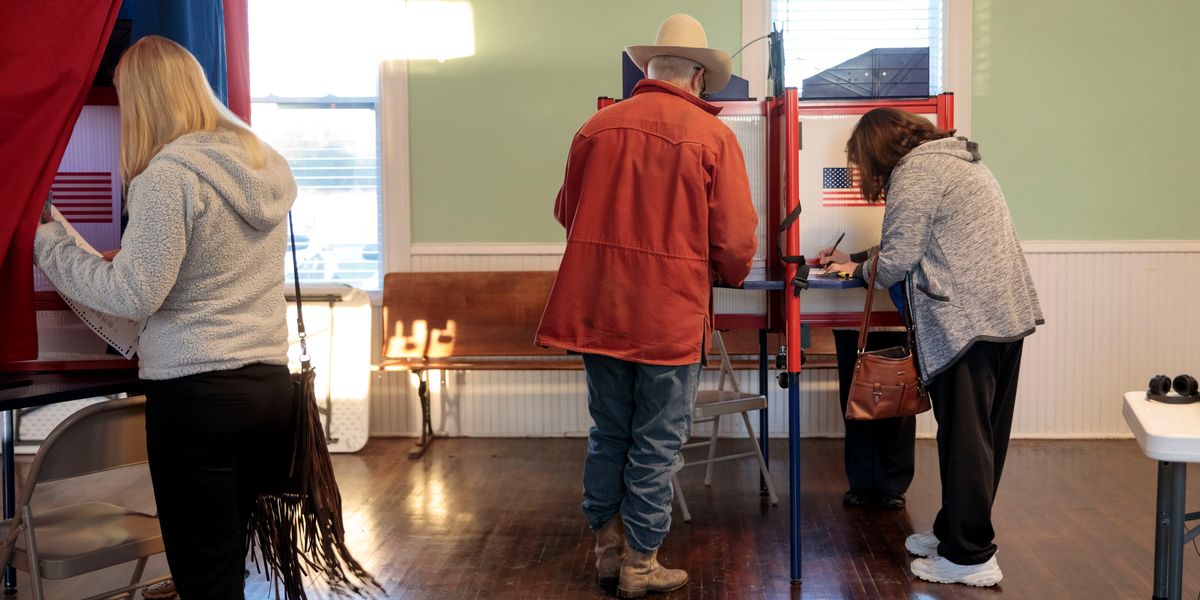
581,354,701,553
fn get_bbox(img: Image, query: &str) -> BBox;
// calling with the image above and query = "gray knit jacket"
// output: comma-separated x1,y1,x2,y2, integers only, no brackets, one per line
866,137,1043,383
34,131,297,380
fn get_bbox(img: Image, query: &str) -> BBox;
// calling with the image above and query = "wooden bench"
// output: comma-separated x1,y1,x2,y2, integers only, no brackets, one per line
379,271,834,457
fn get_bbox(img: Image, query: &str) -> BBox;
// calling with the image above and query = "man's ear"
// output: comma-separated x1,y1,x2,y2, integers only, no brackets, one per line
693,67,706,96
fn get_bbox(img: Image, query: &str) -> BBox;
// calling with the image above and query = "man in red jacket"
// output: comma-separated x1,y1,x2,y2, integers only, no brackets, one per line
535,14,757,598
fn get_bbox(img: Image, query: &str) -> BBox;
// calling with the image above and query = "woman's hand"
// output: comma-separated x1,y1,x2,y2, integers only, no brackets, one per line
817,246,850,268
826,261,859,276
100,249,120,262
40,201,55,224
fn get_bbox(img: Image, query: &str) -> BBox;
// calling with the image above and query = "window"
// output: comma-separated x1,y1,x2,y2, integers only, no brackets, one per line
249,0,384,290
771,0,944,97
251,102,381,289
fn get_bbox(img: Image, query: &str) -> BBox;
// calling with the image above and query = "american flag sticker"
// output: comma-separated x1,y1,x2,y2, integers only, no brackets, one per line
50,172,115,224
822,167,877,207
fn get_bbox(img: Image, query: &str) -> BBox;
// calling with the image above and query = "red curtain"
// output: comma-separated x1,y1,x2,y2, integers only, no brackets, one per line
0,1,121,362
223,0,250,123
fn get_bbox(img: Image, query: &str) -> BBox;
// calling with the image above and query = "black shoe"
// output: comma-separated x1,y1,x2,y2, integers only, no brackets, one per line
878,492,906,510
842,490,875,507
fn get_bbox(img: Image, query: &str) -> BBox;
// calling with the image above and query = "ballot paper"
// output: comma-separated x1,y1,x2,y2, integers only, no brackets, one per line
810,267,852,280
44,206,140,358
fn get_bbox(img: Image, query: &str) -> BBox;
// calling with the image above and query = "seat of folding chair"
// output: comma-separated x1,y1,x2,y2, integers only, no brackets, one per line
694,390,768,421
2,502,163,579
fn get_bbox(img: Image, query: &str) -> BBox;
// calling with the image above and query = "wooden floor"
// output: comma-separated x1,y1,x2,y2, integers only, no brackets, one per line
11,437,1200,599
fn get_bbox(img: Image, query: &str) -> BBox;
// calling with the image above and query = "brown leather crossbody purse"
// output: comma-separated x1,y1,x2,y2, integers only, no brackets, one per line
845,257,932,420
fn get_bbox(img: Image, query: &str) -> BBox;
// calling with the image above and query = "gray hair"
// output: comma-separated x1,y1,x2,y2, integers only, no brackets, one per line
646,55,703,86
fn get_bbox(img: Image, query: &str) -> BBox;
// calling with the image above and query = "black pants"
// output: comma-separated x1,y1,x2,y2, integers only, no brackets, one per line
143,363,294,599
928,340,1024,565
833,329,917,496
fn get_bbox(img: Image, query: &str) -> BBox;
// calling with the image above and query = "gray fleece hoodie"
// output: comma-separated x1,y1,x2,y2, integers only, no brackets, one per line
866,137,1043,383
34,130,297,380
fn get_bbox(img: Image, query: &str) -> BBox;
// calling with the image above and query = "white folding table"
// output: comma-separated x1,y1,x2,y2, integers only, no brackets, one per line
1123,390,1200,600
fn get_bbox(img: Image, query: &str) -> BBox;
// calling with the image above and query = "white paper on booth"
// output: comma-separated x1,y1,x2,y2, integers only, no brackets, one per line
44,206,140,358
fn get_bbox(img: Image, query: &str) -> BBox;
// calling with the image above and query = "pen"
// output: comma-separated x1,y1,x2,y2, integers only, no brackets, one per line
824,232,845,269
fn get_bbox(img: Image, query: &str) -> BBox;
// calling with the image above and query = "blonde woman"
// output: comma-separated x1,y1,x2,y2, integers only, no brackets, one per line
34,36,297,598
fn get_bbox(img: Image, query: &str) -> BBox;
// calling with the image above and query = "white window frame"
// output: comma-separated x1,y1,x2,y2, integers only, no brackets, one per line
379,59,412,280
744,0,972,135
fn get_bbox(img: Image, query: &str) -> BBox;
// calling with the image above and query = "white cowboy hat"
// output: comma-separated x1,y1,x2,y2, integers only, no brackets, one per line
625,14,732,94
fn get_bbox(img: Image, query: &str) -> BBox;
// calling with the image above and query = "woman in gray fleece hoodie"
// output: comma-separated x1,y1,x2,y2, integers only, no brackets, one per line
823,108,1042,588
33,37,297,598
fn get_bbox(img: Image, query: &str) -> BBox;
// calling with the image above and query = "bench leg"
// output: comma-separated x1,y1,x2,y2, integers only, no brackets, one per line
409,370,435,459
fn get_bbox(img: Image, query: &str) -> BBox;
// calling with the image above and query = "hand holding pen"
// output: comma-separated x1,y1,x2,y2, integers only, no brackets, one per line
818,232,860,277
817,233,849,268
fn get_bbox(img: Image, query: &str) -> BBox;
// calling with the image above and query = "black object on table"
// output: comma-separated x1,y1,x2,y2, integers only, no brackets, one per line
740,273,864,292
0,370,142,593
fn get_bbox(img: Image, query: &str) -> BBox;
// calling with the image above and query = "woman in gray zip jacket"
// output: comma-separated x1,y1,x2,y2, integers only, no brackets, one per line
823,108,1043,588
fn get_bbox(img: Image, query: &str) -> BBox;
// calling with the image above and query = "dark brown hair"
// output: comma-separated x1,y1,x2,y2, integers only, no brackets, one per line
846,108,955,202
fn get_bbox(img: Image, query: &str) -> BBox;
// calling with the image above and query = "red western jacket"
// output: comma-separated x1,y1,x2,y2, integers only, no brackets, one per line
535,79,758,365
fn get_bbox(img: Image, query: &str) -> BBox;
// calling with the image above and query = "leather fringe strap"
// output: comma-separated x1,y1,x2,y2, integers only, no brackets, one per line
244,367,381,598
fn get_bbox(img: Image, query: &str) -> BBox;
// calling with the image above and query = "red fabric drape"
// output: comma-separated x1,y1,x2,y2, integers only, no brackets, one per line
223,0,250,123
0,1,121,362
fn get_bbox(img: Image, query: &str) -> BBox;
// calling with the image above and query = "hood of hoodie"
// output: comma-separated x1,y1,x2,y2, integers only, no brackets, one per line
153,130,297,231
900,136,982,165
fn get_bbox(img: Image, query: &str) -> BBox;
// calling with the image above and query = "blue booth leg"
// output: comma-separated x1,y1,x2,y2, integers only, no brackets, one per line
788,373,801,584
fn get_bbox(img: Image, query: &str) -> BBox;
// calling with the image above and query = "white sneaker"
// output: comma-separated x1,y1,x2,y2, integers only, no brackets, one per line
905,530,939,557
911,555,1003,587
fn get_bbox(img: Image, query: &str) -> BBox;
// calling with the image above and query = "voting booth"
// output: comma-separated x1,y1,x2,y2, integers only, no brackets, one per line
9,103,373,454
596,89,956,583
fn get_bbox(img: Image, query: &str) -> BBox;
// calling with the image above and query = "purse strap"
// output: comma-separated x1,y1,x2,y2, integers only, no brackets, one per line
855,254,879,353
287,212,310,371
856,254,919,357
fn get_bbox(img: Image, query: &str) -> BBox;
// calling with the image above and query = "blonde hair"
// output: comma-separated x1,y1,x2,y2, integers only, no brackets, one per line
115,35,265,184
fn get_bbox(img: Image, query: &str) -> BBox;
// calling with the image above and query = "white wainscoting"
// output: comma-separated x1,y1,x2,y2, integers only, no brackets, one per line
368,242,1200,439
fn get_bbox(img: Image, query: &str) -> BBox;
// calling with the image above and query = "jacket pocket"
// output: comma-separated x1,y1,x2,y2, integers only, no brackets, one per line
915,283,951,303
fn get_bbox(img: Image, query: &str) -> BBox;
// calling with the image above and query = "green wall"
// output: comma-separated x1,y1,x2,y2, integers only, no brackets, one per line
972,0,1200,240
407,0,742,243
409,1,1196,243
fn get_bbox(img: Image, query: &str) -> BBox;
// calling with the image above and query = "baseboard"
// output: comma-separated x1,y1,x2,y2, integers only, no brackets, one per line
410,242,566,255
1023,240,1200,254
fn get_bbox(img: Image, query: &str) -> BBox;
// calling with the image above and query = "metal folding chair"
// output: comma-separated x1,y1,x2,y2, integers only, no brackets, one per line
0,396,167,600
673,331,779,522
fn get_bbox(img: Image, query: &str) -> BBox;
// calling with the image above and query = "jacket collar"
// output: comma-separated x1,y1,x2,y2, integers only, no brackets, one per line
631,79,722,115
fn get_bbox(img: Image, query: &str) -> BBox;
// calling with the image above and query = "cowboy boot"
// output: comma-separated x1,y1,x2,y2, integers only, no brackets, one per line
617,541,688,598
594,518,624,585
